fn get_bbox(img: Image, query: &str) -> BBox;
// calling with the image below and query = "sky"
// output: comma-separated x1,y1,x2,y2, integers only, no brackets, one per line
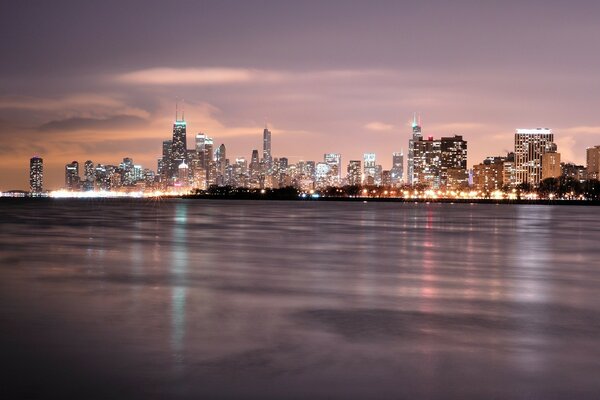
1,0,600,190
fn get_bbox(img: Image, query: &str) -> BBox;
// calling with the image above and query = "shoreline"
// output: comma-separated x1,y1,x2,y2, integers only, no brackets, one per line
2,196,599,206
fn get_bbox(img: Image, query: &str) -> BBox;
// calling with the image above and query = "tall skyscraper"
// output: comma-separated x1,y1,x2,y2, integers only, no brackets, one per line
171,117,188,177
390,152,404,186
161,139,173,182
440,135,468,189
363,153,377,185
407,113,422,185
216,143,227,186
83,160,95,191
65,161,80,191
347,160,362,186
514,128,555,187
263,127,272,171
586,145,600,180
324,153,342,185
29,156,43,194
195,133,206,167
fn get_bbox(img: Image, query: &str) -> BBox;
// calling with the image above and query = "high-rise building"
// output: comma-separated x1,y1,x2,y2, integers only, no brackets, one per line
161,139,173,183
407,113,422,185
541,146,561,181
440,135,468,189
562,163,587,183
586,145,600,180
215,143,227,186
514,128,555,187
347,160,361,186
324,153,342,185
171,119,187,177
315,162,330,189
65,161,80,191
120,157,135,186
29,156,43,194
83,160,95,191
363,153,376,185
413,136,441,188
263,127,272,171
178,161,189,187
390,152,404,186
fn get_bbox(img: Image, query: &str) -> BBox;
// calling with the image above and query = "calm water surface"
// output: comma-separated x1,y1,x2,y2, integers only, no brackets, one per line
1,199,600,399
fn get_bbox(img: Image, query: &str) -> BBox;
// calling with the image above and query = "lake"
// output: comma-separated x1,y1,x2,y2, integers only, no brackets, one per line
1,199,600,399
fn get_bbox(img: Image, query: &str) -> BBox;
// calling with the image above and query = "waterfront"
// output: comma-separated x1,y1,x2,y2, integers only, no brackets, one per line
1,199,600,399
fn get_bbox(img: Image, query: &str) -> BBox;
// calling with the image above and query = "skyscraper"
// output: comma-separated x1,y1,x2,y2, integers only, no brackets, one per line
216,143,227,186
83,160,95,191
29,156,43,194
347,160,362,186
514,128,555,187
407,113,422,185
324,153,342,185
586,145,600,180
390,152,404,186
161,139,173,183
363,153,376,185
440,135,468,189
171,119,187,177
263,127,272,171
65,161,80,191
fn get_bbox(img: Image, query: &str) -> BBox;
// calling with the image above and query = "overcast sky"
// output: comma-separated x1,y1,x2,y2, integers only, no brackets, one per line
1,0,600,190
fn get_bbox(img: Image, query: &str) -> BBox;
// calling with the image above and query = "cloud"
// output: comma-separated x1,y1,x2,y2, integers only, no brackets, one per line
0,94,150,119
364,121,394,131
116,67,284,85
39,115,147,132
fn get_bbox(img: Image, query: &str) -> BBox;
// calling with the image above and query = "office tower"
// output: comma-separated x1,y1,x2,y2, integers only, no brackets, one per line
279,157,288,170
514,128,555,187
120,157,135,186
347,160,362,186
195,133,207,168
178,161,189,187
315,162,330,188
249,149,260,182
375,165,383,185
95,164,109,191
324,153,342,185
161,139,173,183
586,145,600,180
215,144,226,186
65,161,80,191
29,156,43,194
390,152,404,186
133,165,144,183
263,127,272,171
382,170,392,186
440,135,468,189
171,117,187,177
413,137,441,188
363,153,376,185
541,143,561,180
562,163,587,183
83,160,95,191
304,161,316,179
407,113,422,185
473,157,505,191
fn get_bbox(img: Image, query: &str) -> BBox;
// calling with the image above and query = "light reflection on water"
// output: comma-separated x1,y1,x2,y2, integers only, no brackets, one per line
1,199,600,399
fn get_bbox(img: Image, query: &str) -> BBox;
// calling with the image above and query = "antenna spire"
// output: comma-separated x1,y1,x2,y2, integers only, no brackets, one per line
175,98,179,121
182,99,185,121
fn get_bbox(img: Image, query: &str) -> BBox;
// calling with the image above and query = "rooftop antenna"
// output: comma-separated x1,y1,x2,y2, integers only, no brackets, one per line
175,98,179,121
182,99,185,121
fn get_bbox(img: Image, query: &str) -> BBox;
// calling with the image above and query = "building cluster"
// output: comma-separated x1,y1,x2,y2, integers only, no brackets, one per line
25,111,600,198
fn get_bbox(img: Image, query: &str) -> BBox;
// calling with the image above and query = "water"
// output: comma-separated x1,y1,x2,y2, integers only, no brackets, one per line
1,199,600,399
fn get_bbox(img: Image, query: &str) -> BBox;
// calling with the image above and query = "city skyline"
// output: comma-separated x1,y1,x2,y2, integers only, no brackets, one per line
2,1,600,190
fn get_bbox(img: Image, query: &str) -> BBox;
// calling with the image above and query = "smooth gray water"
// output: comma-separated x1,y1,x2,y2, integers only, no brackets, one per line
1,199,600,399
